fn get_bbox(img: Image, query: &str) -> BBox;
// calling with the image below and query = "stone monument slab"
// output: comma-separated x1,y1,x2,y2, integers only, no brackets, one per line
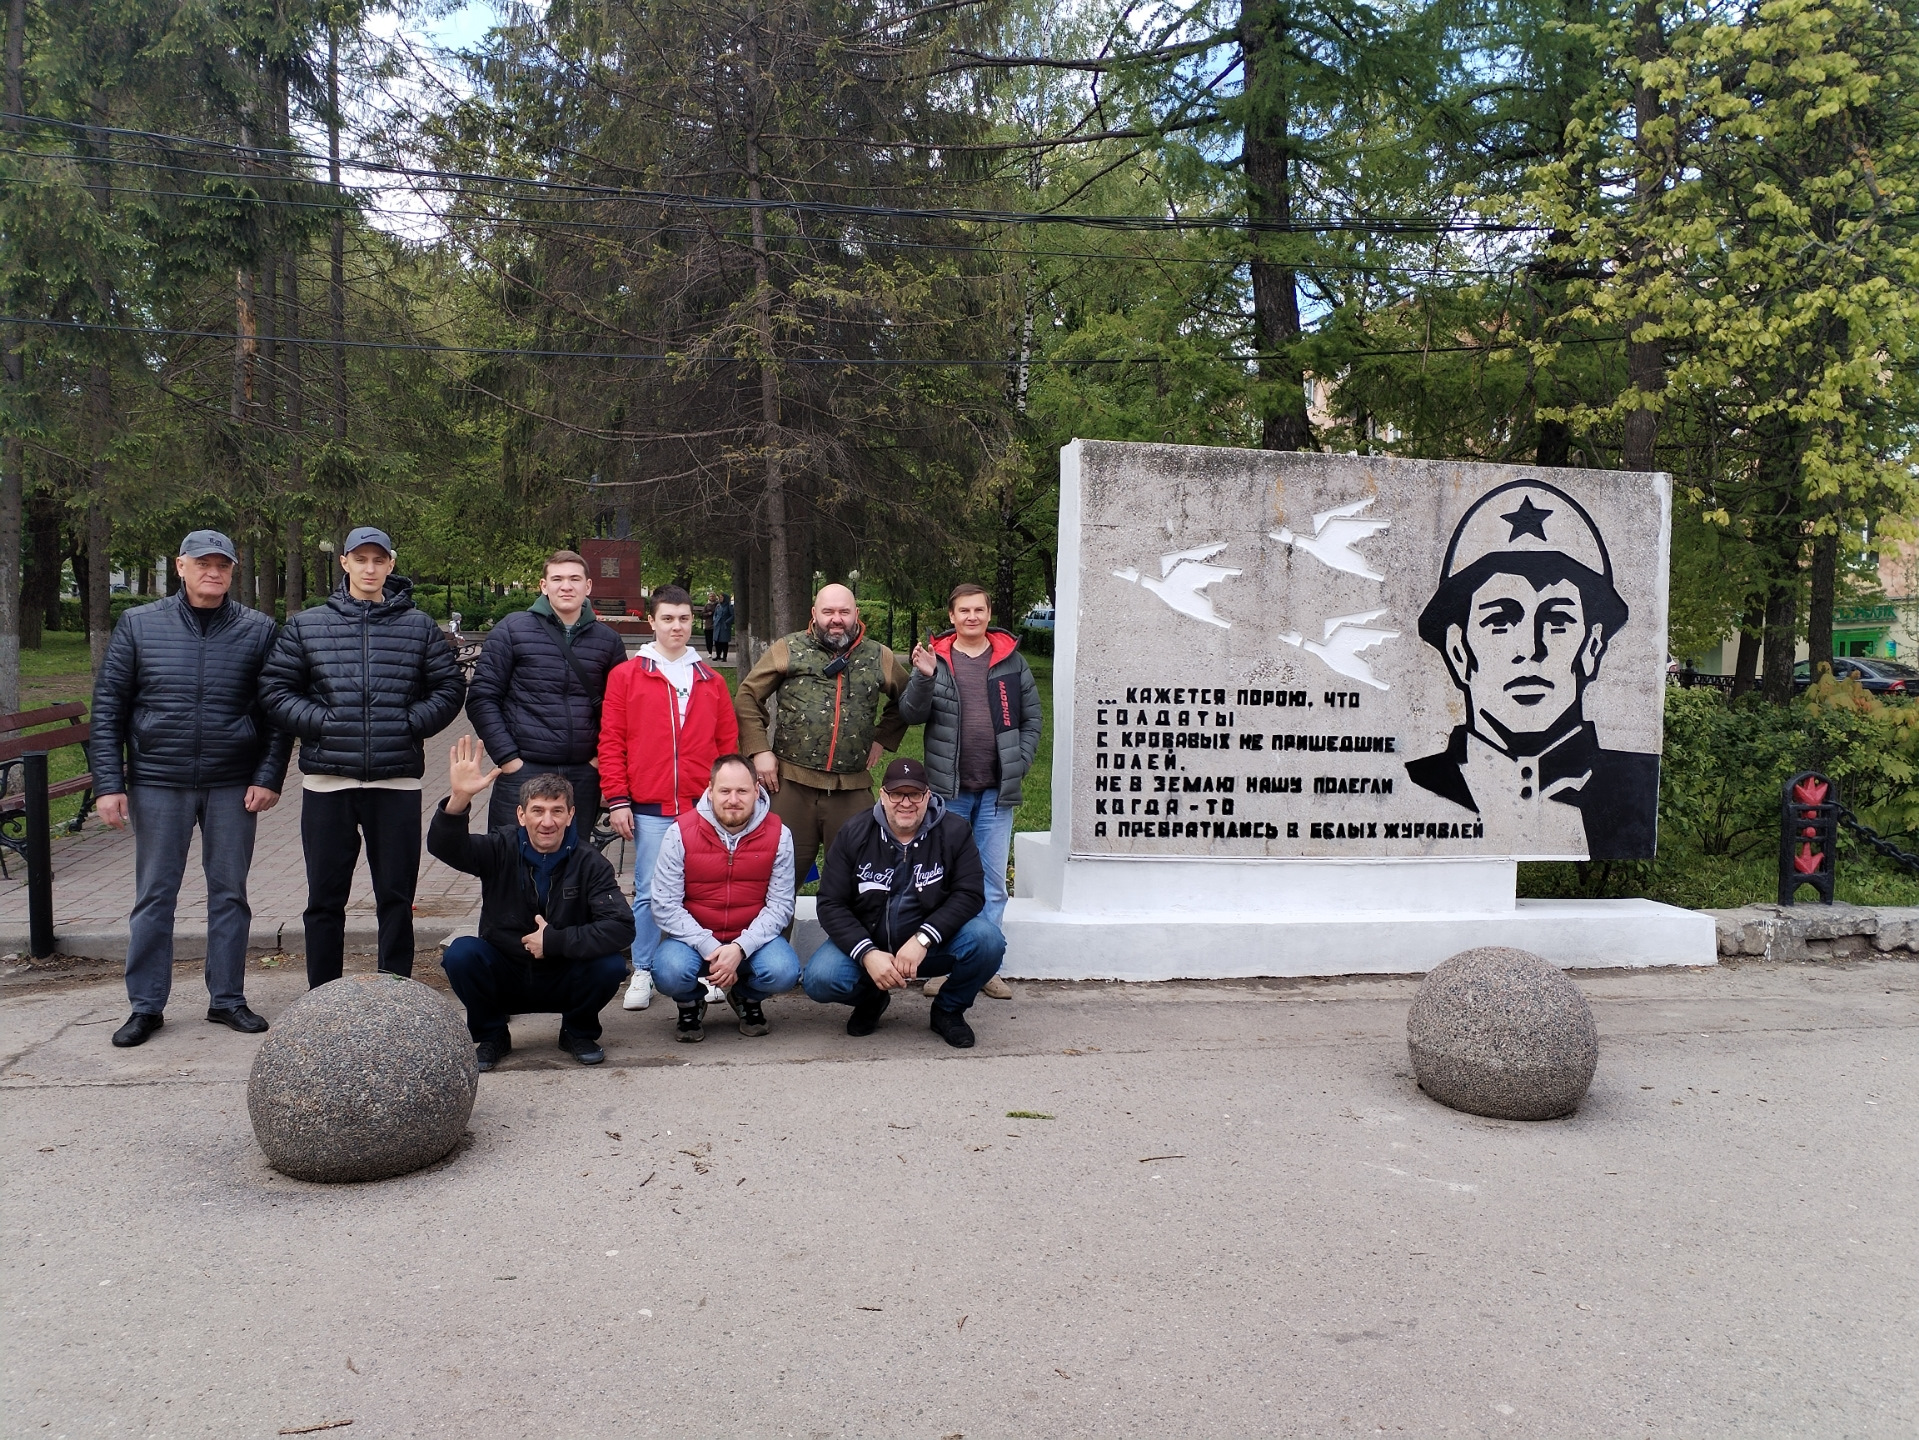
997,440,1716,980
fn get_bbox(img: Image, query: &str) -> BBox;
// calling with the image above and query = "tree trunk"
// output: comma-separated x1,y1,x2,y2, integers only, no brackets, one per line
1620,0,1667,473
85,496,109,670
1535,418,1571,468
1730,601,1761,697
81,95,114,673
745,18,794,637
0,0,23,709
284,514,304,614
1807,528,1836,677
1760,578,1797,704
1241,0,1312,453
328,27,347,444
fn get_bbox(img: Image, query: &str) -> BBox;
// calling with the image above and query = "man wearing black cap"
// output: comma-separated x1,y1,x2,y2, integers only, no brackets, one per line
803,756,1006,1048
90,530,293,1047
261,525,466,987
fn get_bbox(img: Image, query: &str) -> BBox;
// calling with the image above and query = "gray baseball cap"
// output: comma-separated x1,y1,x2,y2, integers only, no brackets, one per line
342,526,395,556
179,529,238,562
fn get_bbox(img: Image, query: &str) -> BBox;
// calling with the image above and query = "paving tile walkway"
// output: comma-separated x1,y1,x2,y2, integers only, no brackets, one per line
0,715,650,956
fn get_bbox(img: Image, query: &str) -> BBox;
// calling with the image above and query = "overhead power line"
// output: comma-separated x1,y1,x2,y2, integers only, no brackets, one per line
1,112,1538,238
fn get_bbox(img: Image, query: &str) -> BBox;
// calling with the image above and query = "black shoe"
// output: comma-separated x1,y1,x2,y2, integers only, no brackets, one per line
676,998,707,1043
847,986,891,1037
475,1038,511,1072
559,1031,605,1066
727,990,769,1037
206,1003,269,1034
111,1012,163,1048
929,1007,975,1049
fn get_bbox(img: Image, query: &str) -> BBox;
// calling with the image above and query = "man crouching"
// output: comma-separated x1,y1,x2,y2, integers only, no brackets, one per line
429,736,635,1070
804,757,1006,1048
649,754,801,1042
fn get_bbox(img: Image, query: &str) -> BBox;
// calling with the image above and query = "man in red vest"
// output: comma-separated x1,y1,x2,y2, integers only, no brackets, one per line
647,753,800,1041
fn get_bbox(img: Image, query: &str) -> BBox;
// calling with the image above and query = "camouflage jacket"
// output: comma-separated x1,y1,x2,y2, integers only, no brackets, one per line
734,623,910,790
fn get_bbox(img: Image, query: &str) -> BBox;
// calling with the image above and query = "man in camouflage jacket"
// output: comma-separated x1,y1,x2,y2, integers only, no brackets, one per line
734,583,911,887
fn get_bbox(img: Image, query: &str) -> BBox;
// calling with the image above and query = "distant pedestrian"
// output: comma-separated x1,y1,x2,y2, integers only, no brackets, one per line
701,591,718,652
598,584,739,1011
260,527,466,989
900,582,1040,1000
89,530,293,1048
429,737,634,1070
711,594,735,662
465,549,624,841
649,754,800,1042
734,583,910,891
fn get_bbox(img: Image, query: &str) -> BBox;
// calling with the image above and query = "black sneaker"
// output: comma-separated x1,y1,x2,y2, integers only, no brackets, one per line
727,990,769,1037
676,998,707,1043
847,986,891,1037
558,1031,605,1066
111,1012,163,1048
929,1007,975,1049
475,1038,511,1072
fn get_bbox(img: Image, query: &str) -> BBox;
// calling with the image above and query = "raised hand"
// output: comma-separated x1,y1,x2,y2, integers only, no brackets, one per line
447,734,503,813
911,643,935,677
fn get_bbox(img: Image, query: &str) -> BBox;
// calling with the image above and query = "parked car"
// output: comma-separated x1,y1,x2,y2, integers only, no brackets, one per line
1792,656,1916,695
1022,603,1056,631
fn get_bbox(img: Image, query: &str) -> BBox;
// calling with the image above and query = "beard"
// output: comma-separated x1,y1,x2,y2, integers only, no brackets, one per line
816,622,853,651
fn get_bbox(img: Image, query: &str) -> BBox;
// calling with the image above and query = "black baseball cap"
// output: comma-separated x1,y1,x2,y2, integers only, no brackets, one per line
882,757,931,793
342,525,395,555
179,529,238,562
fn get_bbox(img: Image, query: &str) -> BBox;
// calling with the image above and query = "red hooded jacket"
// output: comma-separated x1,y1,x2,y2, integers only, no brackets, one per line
598,653,741,815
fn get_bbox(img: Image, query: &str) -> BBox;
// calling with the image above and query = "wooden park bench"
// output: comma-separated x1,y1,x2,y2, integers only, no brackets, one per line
0,703,97,879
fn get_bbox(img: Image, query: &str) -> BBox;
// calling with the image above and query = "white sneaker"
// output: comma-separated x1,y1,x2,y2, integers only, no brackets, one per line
623,972,654,1010
701,977,728,1005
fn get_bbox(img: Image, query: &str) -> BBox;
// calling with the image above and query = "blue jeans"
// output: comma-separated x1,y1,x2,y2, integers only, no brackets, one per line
945,789,1014,926
125,784,259,1015
653,936,802,1005
803,916,1006,1014
440,935,628,1045
627,812,678,975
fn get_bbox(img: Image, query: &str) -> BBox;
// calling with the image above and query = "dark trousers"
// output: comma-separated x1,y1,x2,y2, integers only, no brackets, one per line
301,786,422,987
486,762,602,843
124,784,258,1015
770,780,873,884
441,935,628,1045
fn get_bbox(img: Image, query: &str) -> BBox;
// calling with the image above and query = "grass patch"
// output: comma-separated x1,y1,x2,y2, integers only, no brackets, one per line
1005,1110,1055,1120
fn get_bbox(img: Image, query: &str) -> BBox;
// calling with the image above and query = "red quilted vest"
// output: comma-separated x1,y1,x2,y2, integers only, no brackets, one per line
677,809,784,942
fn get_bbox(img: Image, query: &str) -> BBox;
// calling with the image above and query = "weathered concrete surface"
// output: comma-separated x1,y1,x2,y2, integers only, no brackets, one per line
1706,902,1919,961
3,957,1915,1437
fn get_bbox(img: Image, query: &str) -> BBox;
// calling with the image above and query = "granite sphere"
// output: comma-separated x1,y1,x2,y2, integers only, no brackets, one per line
248,973,479,1182
1407,947,1598,1120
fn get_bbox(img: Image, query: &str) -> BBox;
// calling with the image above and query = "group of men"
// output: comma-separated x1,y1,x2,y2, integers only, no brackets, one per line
89,528,1044,1070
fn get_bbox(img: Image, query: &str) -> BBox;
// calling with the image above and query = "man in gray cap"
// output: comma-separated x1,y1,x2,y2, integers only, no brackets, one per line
261,525,466,987
89,530,292,1048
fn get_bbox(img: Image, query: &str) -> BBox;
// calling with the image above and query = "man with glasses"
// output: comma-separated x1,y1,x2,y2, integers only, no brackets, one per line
803,757,1005,1048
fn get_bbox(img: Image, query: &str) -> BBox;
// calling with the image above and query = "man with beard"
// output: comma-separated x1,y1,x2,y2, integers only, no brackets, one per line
734,583,912,890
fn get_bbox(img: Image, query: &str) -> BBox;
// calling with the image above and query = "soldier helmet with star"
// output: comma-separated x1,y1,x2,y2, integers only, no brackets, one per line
1416,478,1628,652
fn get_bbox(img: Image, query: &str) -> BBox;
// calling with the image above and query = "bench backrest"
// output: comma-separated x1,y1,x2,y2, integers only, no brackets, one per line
0,703,91,766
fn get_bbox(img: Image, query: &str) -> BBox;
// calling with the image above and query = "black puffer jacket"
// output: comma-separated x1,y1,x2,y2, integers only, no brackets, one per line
897,628,1043,807
465,602,625,767
259,577,466,781
88,595,293,795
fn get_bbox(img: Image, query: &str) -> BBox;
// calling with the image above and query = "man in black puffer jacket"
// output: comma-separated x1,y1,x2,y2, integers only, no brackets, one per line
260,527,466,988
464,548,625,839
89,530,294,1049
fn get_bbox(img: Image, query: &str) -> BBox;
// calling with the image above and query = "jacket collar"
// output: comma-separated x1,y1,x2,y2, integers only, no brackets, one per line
928,626,1020,667
328,573,416,619
637,648,717,683
530,594,598,629
169,592,239,634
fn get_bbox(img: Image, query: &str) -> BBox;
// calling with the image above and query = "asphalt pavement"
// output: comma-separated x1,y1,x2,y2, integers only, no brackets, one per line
2,956,1915,1438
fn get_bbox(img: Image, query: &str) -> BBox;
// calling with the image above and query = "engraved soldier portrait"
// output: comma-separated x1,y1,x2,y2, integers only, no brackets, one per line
1404,478,1660,859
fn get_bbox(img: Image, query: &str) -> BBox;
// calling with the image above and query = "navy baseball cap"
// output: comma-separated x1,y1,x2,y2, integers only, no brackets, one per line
882,757,931,793
342,526,395,555
179,529,238,562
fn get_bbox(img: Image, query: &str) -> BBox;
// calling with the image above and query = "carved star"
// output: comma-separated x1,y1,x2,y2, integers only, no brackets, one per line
1501,495,1554,541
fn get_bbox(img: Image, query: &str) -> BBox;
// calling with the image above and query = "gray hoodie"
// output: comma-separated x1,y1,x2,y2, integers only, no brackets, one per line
650,789,797,958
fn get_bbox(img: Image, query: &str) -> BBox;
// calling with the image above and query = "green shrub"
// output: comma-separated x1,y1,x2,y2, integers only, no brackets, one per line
1018,625,1055,657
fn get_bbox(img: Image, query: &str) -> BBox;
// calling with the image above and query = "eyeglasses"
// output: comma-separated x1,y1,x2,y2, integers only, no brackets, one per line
882,788,929,802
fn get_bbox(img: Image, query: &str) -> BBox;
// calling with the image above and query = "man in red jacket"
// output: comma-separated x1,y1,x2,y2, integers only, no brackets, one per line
648,754,800,1041
598,585,740,1011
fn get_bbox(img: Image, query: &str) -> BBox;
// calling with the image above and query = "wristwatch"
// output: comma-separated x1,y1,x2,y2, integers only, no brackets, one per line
914,928,936,950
